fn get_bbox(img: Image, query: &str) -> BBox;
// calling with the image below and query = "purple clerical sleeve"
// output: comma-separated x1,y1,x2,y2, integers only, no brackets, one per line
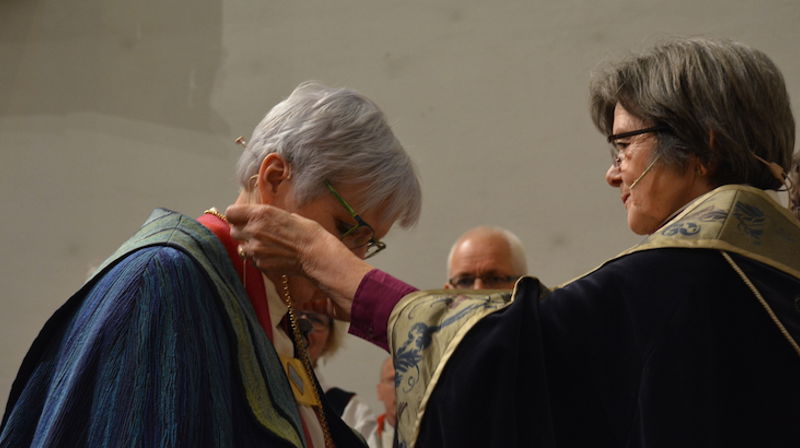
348,269,418,351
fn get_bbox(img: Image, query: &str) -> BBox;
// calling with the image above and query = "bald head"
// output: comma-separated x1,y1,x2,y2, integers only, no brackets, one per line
445,226,527,289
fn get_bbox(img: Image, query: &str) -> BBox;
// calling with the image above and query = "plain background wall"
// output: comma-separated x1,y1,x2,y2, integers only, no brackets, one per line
2,0,798,414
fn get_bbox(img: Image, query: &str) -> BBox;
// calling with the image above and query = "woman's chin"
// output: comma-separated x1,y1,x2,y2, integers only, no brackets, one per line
628,216,659,235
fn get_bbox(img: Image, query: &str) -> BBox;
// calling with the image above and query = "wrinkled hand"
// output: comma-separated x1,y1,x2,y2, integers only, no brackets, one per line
225,203,373,320
226,203,328,278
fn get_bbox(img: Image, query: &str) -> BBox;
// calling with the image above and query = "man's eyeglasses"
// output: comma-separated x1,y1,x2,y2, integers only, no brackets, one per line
325,181,387,259
448,274,520,289
607,126,669,167
299,312,333,333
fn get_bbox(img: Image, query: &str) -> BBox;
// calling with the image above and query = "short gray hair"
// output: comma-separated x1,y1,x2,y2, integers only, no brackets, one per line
236,81,421,227
590,37,795,190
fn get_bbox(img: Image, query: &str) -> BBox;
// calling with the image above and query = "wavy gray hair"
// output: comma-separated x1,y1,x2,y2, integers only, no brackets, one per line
590,37,795,190
236,81,421,227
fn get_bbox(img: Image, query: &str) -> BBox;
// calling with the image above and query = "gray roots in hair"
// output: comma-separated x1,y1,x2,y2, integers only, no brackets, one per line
589,37,795,190
236,81,421,227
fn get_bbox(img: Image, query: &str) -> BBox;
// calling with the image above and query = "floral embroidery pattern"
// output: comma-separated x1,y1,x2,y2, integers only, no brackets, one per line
394,294,508,393
733,202,765,242
392,291,511,447
660,205,728,237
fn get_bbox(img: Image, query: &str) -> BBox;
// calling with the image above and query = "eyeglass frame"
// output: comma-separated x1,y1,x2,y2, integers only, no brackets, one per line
298,311,334,333
447,273,521,289
232,137,387,258
325,180,387,259
607,126,669,167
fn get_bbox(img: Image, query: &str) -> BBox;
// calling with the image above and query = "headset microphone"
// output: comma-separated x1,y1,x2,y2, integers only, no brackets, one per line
629,154,661,189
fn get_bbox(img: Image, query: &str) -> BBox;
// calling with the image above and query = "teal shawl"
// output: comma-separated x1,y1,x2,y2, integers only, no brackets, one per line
1,209,306,447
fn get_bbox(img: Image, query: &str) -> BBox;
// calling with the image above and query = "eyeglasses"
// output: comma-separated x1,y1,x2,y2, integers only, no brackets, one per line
299,312,333,333
607,126,669,167
447,274,520,289
325,181,387,259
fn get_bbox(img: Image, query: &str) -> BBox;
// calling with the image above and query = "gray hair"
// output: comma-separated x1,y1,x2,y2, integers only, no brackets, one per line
589,37,795,190
447,226,528,275
236,81,421,227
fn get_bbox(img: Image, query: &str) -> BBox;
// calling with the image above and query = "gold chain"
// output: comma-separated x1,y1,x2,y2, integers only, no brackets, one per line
281,275,336,448
205,208,333,445
203,207,229,223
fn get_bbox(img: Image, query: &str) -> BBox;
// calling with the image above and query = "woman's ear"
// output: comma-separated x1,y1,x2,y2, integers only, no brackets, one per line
256,153,293,204
689,154,718,192
702,129,719,177
694,158,709,177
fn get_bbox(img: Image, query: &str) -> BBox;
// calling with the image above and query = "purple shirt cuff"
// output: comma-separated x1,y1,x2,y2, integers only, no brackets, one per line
349,269,418,351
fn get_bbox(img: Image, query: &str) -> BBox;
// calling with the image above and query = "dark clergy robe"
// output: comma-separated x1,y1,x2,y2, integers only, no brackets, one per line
0,209,365,447
390,185,800,447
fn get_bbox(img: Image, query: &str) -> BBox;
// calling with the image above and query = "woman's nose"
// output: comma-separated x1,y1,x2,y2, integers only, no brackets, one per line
606,163,622,187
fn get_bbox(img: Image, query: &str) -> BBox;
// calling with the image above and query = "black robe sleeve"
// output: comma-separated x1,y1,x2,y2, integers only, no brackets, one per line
416,276,555,448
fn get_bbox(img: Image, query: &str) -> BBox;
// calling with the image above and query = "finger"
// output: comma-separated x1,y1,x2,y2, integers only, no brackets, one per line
247,250,304,276
229,224,251,242
248,242,297,261
224,204,254,226
227,205,292,243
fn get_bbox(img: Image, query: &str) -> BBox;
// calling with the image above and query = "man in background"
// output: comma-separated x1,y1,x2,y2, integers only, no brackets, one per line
445,226,528,290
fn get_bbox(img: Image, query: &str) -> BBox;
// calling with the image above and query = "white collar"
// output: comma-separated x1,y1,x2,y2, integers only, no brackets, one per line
263,274,288,332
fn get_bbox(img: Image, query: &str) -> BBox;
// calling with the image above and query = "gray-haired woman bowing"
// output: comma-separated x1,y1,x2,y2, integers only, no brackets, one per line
1,81,421,448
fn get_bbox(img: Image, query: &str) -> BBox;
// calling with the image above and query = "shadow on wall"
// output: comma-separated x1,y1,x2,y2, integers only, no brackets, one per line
0,0,226,133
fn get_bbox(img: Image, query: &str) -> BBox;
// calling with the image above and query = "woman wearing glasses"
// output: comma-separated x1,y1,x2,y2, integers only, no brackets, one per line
226,38,800,447
0,81,421,447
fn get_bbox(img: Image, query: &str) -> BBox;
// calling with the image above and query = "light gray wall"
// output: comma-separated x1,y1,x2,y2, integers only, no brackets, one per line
2,0,798,415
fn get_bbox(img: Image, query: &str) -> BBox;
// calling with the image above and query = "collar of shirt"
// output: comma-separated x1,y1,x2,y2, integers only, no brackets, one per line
263,274,292,357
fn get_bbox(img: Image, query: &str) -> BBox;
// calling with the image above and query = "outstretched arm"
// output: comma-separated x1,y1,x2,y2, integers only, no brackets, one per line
225,203,417,350
226,203,374,319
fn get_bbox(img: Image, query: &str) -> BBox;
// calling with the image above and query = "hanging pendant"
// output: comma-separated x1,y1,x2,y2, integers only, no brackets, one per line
280,355,321,407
